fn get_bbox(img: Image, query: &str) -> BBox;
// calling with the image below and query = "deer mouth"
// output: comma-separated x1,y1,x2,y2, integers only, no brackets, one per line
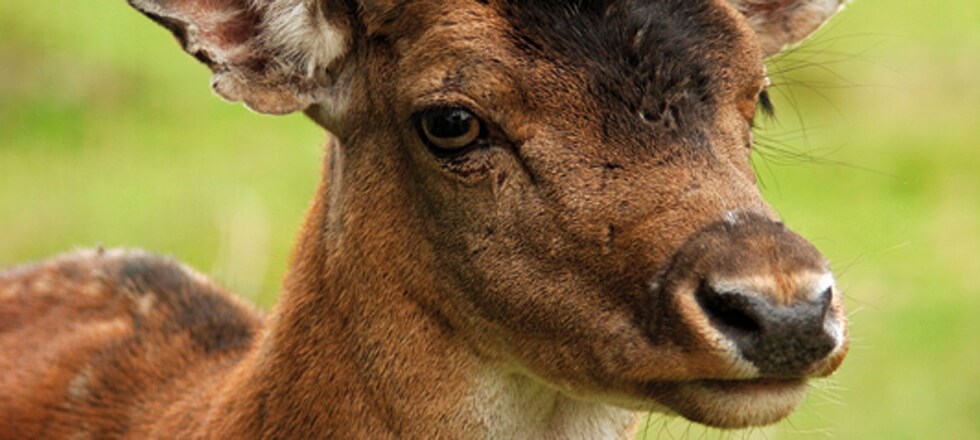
655,377,810,429
696,377,805,393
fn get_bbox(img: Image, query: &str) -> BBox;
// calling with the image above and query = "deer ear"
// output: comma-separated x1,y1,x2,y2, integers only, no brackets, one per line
728,0,849,57
129,0,353,114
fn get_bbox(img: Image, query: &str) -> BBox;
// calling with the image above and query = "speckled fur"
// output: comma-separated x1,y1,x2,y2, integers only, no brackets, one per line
0,249,262,439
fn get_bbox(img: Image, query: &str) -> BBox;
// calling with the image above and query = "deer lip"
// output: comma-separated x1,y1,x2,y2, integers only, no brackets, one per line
644,377,810,429
695,377,805,392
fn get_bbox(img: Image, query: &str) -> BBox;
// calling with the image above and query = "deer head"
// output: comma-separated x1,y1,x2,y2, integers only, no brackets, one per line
131,0,849,431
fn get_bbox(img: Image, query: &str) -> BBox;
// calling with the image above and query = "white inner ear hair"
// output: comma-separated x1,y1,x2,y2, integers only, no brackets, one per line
256,0,350,78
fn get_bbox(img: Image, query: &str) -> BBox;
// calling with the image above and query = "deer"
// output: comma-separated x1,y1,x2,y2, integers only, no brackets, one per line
0,0,851,438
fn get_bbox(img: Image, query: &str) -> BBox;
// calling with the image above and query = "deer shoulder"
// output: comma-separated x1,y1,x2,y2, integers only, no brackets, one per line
0,249,261,439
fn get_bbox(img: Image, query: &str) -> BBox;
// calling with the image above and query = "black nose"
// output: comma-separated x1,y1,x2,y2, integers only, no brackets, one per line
695,281,838,376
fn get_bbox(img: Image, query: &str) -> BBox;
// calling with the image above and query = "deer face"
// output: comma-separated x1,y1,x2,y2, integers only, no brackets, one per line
133,0,849,429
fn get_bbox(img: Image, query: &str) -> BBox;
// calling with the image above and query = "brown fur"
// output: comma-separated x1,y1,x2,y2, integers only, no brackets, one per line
1,1,849,438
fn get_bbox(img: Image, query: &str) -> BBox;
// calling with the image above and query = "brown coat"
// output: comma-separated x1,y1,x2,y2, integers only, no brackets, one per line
0,1,850,438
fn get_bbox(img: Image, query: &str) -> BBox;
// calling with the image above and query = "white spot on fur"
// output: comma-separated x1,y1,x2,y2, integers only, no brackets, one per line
67,365,94,400
30,277,53,293
92,318,130,336
723,210,739,225
136,293,156,316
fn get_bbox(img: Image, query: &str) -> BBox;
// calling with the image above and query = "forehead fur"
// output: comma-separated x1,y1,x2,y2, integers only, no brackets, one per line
369,0,763,142
494,0,758,135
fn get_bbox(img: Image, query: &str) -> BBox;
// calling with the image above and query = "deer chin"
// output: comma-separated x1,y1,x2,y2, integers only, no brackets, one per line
656,378,809,429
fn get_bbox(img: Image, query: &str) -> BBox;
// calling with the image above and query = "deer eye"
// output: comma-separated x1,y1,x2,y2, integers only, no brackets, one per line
757,75,775,118
758,89,775,118
416,107,484,156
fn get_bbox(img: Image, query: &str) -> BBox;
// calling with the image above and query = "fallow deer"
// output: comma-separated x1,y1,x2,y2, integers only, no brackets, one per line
0,0,850,438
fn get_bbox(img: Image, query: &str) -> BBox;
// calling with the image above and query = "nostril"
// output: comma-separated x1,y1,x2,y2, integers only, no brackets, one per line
692,278,840,376
694,283,762,335
818,286,833,315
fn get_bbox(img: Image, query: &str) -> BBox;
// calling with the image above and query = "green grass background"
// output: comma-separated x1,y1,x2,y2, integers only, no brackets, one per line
1,1,977,438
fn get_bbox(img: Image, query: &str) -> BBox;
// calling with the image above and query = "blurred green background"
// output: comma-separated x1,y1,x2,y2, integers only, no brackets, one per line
1,1,977,439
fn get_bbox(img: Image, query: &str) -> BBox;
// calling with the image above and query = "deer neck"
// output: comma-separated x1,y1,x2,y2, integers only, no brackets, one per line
209,139,638,439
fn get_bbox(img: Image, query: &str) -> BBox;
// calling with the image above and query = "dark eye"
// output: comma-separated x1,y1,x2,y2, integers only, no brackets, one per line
416,107,484,156
758,89,775,118
757,74,775,118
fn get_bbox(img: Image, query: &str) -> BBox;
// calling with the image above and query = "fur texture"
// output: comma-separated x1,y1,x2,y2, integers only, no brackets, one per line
1,1,850,438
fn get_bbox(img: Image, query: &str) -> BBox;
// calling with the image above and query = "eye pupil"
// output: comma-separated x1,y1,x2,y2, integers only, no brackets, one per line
418,107,483,154
428,110,472,138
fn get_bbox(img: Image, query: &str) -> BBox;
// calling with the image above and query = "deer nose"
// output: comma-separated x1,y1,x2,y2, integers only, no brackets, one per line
654,212,847,377
694,277,838,376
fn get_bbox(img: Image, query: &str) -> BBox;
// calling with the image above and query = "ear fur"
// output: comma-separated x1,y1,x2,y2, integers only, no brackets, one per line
727,0,850,56
128,0,353,114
